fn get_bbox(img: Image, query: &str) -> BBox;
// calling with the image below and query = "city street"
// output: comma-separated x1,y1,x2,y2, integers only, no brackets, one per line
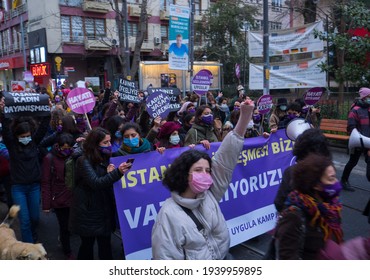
38,146,370,260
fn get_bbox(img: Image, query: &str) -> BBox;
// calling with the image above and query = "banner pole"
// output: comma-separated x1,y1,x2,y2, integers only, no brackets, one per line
85,113,92,131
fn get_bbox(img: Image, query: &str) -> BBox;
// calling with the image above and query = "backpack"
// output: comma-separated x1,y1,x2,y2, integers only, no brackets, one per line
49,148,82,190
64,147,83,190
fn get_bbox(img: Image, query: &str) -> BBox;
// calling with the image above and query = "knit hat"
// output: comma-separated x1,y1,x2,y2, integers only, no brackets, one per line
157,121,182,139
277,98,288,106
359,87,370,99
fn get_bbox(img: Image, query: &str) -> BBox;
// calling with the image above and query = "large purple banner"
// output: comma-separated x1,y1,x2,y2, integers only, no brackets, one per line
111,129,295,259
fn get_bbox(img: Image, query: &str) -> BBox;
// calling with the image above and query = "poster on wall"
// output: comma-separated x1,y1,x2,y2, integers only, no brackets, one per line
248,21,324,57
11,81,26,92
168,4,190,70
249,57,327,90
160,73,177,88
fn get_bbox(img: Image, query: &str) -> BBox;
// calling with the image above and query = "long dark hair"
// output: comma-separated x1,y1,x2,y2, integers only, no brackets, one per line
62,115,81,136
194,105,212,125
83,127,111,166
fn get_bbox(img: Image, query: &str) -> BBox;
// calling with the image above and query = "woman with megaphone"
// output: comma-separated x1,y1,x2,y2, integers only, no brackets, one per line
340,87,370,191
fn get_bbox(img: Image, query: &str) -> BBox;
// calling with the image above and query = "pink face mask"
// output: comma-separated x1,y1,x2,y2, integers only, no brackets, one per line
189,172,213,194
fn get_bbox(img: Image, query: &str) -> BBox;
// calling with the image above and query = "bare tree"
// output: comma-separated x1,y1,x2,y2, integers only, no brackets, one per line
110,0,148,80
130,0,148,79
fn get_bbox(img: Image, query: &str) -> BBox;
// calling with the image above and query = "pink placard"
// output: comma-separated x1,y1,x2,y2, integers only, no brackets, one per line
66,87,95,114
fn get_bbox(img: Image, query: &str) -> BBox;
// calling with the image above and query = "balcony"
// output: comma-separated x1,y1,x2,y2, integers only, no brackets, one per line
128,4,141,17
82,0,110,14
84,37,111,50
129,37,153,52
160,10,169,20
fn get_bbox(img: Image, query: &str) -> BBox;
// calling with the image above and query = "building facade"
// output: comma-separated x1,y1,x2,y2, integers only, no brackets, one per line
0,0,331,91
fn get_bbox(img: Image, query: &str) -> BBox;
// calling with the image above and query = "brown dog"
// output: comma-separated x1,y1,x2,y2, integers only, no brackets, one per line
0,205,47,260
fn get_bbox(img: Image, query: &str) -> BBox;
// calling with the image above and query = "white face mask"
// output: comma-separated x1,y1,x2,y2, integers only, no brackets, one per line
169,135,180,145
19,136,32,145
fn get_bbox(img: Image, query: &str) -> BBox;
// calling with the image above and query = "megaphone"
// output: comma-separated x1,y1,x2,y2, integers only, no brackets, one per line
286,118,312,141
348,128,370,150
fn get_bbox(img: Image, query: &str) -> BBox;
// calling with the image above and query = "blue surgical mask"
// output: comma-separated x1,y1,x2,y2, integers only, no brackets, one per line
279,105,287,111
169,135,180,145
123,137,139,148
115,131,123,139
188,108,196,114
19,136,32,145
365,98,370,105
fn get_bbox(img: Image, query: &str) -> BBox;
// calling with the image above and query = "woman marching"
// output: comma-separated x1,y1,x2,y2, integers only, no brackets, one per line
151,99,254,260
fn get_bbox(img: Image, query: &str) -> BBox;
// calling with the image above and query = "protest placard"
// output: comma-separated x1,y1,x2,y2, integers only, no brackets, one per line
145,91,171,119
3,92,50,118
118,78,141,103
66,87,95,114
148,87,181,112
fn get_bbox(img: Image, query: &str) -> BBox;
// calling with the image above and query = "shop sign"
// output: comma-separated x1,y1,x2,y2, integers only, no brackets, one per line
30,63,50,77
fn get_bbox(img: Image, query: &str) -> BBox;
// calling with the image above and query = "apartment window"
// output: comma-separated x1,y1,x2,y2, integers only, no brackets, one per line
160,25,169,43
270,21,282,30
61,16,84,42
85,18,106,39
59,0,82,6
272,0,282,11
195,0,201,15
12,26,20,51
128,22,138,37
160,0,174,11
4,29,10,51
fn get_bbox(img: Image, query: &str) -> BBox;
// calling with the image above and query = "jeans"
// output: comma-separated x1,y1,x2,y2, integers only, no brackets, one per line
11,183,40,243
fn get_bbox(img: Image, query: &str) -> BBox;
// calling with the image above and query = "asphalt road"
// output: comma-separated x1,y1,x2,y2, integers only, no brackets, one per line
37,146,370,260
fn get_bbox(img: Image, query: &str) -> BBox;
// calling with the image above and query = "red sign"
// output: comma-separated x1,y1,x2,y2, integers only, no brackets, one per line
30,63,50,77
0,59,13,70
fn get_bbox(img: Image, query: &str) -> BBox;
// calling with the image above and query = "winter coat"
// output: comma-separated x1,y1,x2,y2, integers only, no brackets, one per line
41,151,73,210
184,123,219,146
152,131,244,260
347,100,370,137
1,115,50,185
275,206,327,260
69,156,123,237
274,166,293,213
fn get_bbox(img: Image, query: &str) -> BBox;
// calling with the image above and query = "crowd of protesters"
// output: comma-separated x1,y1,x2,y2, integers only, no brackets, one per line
0,82,369,260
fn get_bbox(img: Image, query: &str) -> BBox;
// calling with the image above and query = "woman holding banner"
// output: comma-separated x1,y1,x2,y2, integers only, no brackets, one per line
151,99,254,260
69,127,132,259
